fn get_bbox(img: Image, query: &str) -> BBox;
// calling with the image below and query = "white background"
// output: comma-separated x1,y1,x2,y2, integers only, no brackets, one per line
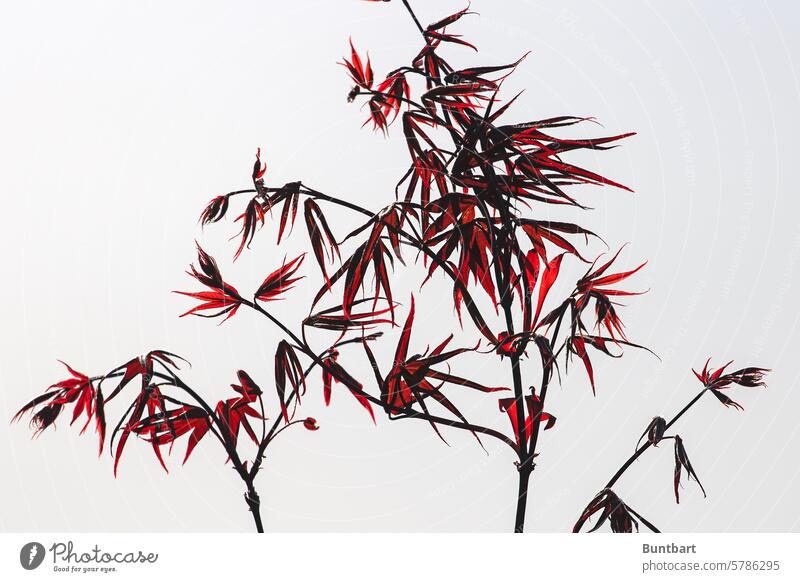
1,0,798,532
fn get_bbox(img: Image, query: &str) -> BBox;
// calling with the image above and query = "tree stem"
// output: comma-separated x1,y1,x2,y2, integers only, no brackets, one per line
244,480,264,533
605,389,706,489
502,298,531,532
400,0,426,36
514,467,532,533
573,388,709,532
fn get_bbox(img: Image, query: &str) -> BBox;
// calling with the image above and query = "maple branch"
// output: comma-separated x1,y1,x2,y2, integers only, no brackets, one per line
387,409,517,450
469,139,535,530
400,0,426,37
94,367,266,531
154,369,265,532
249,357,327,479
95,369,230,450
241,299,517,452
603,389,706,490
299,184,497,342
572,387,709,534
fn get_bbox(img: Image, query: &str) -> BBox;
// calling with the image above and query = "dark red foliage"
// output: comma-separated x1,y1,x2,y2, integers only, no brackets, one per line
255,255,305,303
274,341,307,423
13,362,106,455
636,416,667,449
444,55,527,88
341,38,373,91
304,199,340,286
569,336,596,394
693,359,769,410
305,299,395,334
319,350,376,423
532,253,564,329
17,1,771,535
229,150,304,259
112,385,172,475
376,72,410,122
118,370,265,472
424,6,477,52
573,489,657,533
575,248,646,342
233,198,267,259
227,148,270,258
495,332,522,358
215,371,264,450
253,147,267,183
176,245,243,321
376,297,507,442
673,435,705,503
16,342,322,530
498,392,555,450
340,235,396,320
103,350,186,401
131,405,211,465
200,194,231,226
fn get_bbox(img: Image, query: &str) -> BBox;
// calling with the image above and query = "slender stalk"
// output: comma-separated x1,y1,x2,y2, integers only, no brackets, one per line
242,299,517,451
572,387,709,533
604,389,706,489
301,183,495,340
388,408,517,450
154,370,266,532
478,126,533,532
243,478,264,533
505,308,531,533
527,367,551,468
513,343,555,533
514,467,532,533
400,0,426,37
249,383,304,479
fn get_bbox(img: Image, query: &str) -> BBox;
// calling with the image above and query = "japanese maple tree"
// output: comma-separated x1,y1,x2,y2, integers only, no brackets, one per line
13,350,321,532
15,1,768,533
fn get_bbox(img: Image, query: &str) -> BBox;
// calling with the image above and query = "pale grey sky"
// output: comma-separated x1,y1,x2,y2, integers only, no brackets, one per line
1,0,798,532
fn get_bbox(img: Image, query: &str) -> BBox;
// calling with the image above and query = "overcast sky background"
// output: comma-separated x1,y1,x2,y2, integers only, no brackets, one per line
1,0,799,532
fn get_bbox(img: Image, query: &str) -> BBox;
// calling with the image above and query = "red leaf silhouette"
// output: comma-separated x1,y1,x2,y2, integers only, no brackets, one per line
384,296,507,415
113,385,172,475
132,405,211,465
532,253,564,329
255,254,305,303
275,341,307,423
176,245,242,322
570,336,595,394
340,38,373,90
304,199,340,286
215,370,264,451
322,355,376,423
426,5,475,32
573,489,657,533
13,362,106,455
636,416,667,449
199,194,231,227
673,435,706,503
499,392,555,449
342,233,396,320
692,359,769,410
305,298,395,333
